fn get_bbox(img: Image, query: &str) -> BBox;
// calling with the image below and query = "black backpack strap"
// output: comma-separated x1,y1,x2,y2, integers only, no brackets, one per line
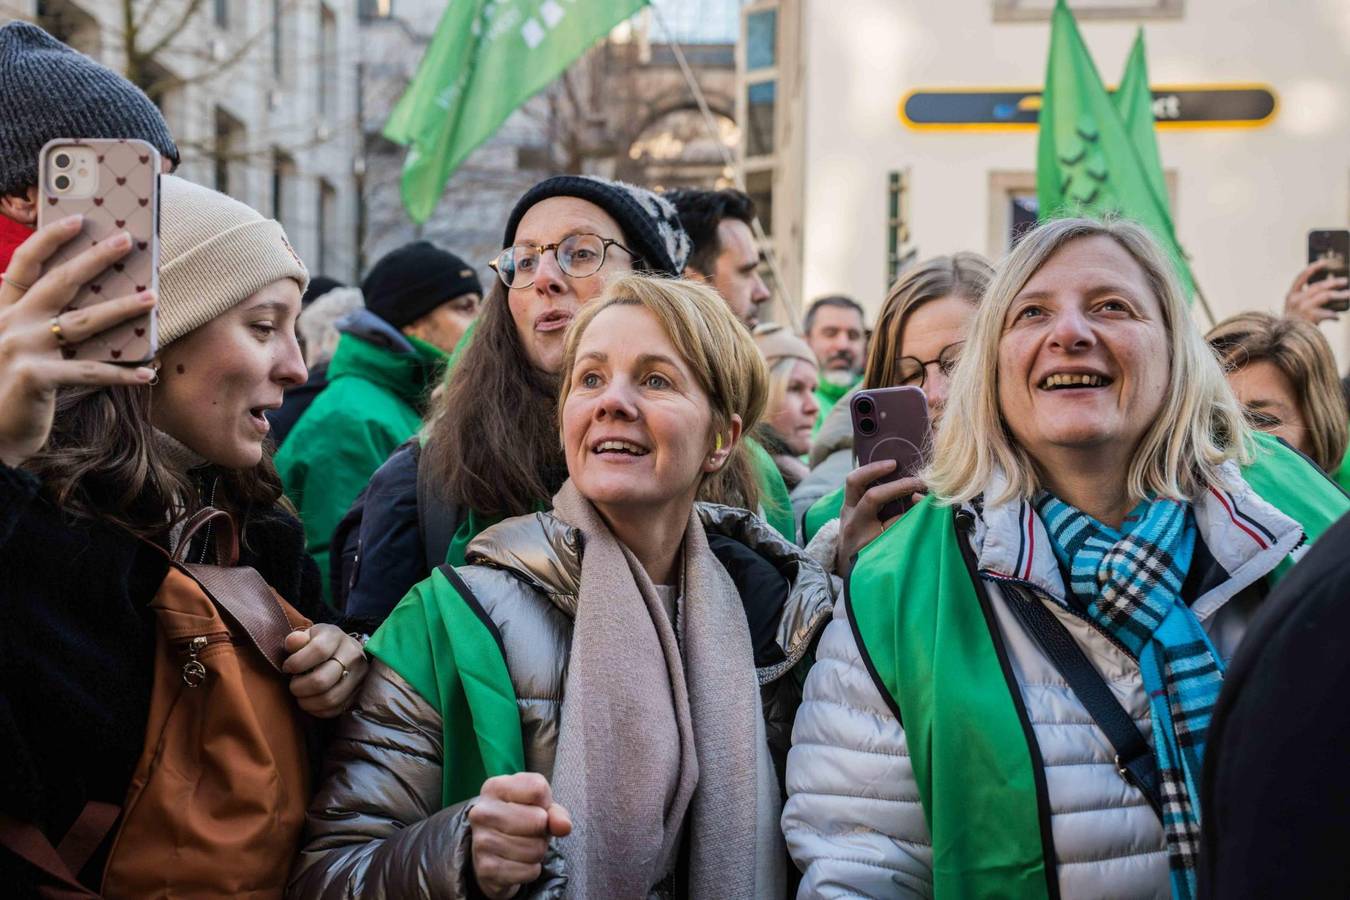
413,441,464,571
1004,585,1164,821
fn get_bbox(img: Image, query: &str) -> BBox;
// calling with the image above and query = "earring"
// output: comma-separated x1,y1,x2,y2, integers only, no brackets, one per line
148,360,161,386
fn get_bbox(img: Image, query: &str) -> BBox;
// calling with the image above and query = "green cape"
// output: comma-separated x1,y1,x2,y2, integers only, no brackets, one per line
847,433,1347,898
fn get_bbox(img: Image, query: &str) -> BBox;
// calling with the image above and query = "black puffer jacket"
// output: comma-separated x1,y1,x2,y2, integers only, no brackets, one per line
0,463,368,888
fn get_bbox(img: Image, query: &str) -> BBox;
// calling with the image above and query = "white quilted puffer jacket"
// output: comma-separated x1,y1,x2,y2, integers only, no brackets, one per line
782,464,1309,898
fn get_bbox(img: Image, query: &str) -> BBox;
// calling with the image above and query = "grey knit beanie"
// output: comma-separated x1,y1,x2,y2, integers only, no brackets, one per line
502,175,690,277
158,175,308,345
0,21,180,197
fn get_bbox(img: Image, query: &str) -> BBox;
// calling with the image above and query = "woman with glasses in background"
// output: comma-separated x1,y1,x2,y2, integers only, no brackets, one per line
340,176,708,623
792,253,993,572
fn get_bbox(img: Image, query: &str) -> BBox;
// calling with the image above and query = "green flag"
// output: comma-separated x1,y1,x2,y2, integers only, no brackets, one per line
1036,0,1195,295
385,0,649,223
1114,28,1168,218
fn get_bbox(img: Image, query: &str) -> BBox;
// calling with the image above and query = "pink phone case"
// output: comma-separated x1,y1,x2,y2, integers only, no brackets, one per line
851,386,932,520
36,138,159,364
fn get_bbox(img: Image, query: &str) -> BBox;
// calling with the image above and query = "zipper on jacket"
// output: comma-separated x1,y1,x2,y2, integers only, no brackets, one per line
982,570,1139,664
177,632,231,687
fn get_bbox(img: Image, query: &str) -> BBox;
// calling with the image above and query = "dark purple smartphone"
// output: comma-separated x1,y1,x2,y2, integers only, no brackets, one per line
850,386,932,521
1310,229,1350,311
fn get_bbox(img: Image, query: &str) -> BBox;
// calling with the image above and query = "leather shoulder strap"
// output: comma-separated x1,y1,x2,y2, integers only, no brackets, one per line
173,507,239,566
1004,585,1163,820
179,560,304,675
0,802,118,898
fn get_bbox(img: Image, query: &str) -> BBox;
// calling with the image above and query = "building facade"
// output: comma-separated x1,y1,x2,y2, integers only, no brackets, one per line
740,0,1350,358
12,0,363,282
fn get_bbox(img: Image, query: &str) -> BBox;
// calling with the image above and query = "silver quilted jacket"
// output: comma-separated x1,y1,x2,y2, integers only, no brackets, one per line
289,502,836,899
782,464,1308,898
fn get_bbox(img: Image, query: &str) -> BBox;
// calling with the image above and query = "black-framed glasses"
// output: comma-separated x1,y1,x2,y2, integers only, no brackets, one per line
488,233,640,290
896,341,964,388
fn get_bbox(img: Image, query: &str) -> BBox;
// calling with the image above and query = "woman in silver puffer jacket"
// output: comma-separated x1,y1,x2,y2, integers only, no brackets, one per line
288,275,835,900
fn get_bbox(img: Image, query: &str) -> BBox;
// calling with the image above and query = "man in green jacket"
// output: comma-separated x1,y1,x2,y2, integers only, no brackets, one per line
803,294,867,434
276,241,482,601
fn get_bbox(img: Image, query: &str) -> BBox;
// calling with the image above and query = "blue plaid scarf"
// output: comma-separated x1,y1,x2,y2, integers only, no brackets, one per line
1036,493,1220,900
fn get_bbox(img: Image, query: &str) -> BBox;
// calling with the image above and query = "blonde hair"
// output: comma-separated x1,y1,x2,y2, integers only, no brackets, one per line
1207,311,1348,473
862,252,994,390
926,217,1251,506
559,274,769,510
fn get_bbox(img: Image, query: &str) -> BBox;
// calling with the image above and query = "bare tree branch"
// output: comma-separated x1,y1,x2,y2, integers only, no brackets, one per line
135,0,206,67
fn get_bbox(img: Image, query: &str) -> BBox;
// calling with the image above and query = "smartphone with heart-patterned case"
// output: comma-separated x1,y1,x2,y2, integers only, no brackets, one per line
37,138,160,364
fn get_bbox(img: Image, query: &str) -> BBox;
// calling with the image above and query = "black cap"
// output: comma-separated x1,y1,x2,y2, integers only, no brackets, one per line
361,241,482,330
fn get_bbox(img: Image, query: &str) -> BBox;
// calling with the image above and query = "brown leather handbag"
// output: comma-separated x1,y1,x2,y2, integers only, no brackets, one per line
2,508,314,898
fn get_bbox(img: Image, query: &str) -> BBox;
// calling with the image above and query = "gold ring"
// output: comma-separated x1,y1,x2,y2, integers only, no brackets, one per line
50,315,67,346
334,657,350,681
2,272,32,293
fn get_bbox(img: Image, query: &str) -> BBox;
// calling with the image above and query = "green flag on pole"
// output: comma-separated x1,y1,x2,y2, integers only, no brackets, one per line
385,0,650,224
1114,28,1169,219
1036,0,1195,296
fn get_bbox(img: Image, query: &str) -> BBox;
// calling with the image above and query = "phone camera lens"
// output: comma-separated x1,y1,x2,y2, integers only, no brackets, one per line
53,174,71,191
859,417,877,436
856,397,874,416
53,153,72,170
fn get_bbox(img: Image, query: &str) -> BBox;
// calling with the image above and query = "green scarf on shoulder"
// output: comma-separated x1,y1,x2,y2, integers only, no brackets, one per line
847,433,1347,899
366,567,524,808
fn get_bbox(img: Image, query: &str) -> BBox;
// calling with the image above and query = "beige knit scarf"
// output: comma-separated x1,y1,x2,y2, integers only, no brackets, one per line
549,480,783,899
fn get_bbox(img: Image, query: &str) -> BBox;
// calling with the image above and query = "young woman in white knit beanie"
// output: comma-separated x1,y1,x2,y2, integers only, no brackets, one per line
0,175,372,895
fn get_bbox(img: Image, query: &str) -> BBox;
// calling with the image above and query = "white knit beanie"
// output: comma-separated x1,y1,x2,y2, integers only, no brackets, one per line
157,174,309,345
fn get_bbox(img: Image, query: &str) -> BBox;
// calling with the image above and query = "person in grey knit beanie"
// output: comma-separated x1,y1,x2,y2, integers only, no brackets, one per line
0,21,179,197
0,21,179,272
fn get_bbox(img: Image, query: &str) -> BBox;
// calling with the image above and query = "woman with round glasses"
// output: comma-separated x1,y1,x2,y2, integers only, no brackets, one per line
792,253,993,571
336,175,701,622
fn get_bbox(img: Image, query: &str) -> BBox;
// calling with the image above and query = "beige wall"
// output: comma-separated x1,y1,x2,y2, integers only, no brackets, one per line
794,0,1350,360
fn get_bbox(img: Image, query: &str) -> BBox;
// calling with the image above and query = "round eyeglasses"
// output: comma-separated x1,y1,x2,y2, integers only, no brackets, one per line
896,341,964,388
488,233,639,290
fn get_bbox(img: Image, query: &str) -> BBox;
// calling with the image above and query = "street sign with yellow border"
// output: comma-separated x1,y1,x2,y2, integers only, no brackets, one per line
899,84,1277,131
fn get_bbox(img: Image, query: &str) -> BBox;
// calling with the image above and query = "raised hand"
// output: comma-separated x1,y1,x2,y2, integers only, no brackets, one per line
1284,258,1350,325
836,459,925,576
0,215,155,467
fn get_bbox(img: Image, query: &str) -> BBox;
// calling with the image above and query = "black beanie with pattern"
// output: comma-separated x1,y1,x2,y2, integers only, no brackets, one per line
0,22,180,197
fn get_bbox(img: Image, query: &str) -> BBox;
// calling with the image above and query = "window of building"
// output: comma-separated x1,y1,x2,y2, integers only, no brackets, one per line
213,107,245,198
273,0,296,80
745,81,776,157
987,169,1178,255
272,149,297,230
358,0,394,20
745,167,773,237
214,0,229,29
318,179,337,276
993,0,1182,21
886,170,916,288
745,8,776,69
319,4,337,118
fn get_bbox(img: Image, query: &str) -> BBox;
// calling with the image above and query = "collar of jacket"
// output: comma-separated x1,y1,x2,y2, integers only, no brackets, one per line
466,501,835,681
970,457,1306,624
326,311,447,408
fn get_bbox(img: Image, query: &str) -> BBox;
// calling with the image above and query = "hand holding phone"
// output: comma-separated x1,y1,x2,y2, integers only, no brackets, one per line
36,138,160,363
0,216,157,467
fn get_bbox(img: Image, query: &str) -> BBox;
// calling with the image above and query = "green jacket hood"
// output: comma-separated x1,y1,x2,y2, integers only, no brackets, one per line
327,311,447,408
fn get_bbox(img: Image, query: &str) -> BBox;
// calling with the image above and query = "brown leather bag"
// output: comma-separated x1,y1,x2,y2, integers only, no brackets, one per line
2,508,314,898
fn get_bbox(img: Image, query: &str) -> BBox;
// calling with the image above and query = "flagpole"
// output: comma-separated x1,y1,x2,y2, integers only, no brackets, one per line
647,5,802,332
1191,278,1219,330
